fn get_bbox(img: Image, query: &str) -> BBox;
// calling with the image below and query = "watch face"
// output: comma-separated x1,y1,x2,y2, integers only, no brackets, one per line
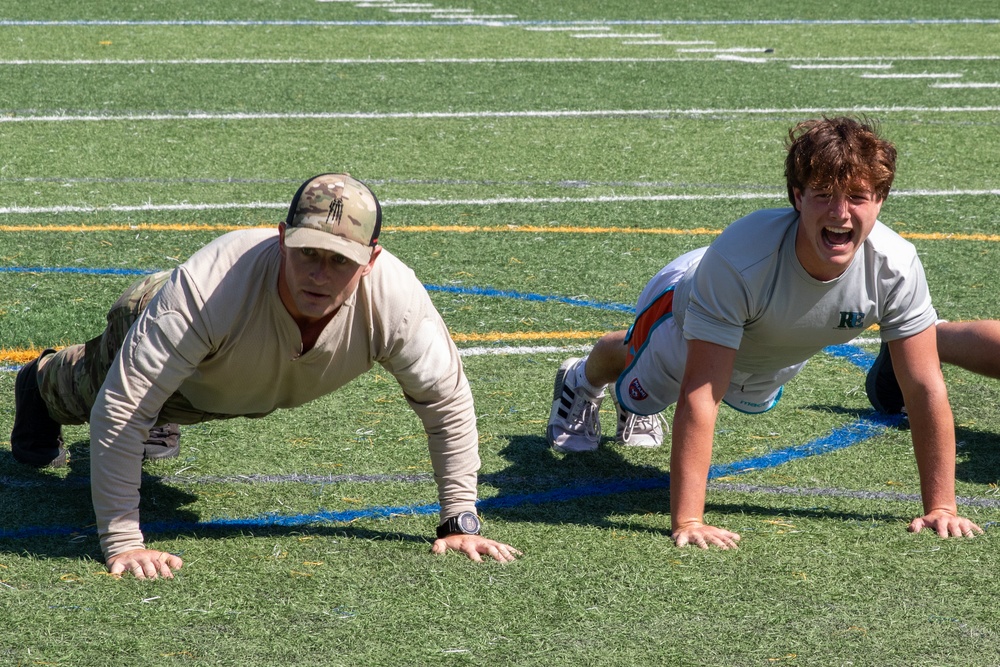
457,512,481,534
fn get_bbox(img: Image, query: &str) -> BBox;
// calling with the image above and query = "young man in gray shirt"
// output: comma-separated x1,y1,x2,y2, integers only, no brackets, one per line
547,117,982,549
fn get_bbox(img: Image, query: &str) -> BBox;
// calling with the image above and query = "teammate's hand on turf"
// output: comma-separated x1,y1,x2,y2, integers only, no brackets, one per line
672,522,741,550
431,534,522,563
908,509,983,539
107,548,183,579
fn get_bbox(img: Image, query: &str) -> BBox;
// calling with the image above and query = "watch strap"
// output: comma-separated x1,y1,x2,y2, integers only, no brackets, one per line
436,512,481,539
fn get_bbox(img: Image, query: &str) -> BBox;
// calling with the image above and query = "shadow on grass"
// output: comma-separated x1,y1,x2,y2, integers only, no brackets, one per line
0,438,428,563
703,500,900,526
801,404,880,419
6,412,977,562
805,403,1000,485
480,433,932,535
0,437,197,560
955,424,1000,485
479,433,672,536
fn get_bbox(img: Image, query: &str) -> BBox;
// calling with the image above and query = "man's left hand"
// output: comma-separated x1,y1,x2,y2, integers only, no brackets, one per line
908,509,984,538
431,534,522,562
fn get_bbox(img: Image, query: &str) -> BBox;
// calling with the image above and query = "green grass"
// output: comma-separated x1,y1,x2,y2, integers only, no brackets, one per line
3,1,1000,665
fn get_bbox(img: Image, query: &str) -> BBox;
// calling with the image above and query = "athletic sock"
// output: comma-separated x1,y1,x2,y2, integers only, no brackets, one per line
575,358,606,397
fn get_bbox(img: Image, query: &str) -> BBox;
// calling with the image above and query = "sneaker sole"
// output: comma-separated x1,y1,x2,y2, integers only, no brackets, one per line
616,438,661,448
548,426,599,453
12,446,68,468
143,424,181,461
144,444,180,461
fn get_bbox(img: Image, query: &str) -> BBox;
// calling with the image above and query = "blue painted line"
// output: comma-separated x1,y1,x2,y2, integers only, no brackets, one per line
1,271,877,370
144,502,442,535
825,343,876,371
3,264,637,313
426,284,635,313
0,269,897,353
0,266,154,276
0,416,902,541
0,503,442,540
480,414,903,509
706,412,905,476
0,523,87,539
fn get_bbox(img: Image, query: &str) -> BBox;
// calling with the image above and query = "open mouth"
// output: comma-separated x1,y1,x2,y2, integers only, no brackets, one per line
822,226,853,248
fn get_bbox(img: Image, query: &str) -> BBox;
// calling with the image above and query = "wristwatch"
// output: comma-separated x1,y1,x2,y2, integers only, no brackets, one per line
436,511,482,539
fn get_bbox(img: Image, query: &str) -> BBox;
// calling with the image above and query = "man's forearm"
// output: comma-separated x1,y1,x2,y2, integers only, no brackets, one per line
669,396,720,529
907,390,958,514
90,391,155,560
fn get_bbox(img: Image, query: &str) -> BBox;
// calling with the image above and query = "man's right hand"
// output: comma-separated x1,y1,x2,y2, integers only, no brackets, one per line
672,522,741,550
107,549,183,579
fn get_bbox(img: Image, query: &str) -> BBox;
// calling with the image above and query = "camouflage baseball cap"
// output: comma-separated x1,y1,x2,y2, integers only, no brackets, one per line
283,173,382,265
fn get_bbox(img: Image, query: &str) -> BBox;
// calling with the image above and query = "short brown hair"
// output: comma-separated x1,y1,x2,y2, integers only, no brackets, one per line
784,116,896,206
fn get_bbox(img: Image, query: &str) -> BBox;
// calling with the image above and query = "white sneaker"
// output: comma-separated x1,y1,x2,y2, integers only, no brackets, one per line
547,357,604,452
612,394,666,447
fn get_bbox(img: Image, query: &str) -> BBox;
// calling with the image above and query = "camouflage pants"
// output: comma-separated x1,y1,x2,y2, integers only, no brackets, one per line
38,271,206,426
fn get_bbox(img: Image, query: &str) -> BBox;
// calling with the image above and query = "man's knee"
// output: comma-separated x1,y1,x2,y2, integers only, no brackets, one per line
34,272,172,425
36,345,91,425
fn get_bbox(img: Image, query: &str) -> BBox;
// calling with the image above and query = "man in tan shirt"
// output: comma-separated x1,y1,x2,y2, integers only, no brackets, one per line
11,173,520,578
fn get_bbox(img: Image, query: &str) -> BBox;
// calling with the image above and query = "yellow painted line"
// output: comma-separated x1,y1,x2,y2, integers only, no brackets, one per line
1,333,605,365
450,330,603,342
0,347,54,365
3,330,891,366
899,232,1000,242
1,222,999,242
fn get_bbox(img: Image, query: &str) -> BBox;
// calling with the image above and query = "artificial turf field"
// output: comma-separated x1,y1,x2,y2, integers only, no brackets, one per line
2,1,1000,665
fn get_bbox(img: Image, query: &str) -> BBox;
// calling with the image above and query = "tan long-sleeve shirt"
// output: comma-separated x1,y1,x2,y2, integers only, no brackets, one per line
90,229,480,559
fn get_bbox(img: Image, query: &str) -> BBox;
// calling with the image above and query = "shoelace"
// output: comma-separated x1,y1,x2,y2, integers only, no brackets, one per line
620,411,669,442
569,393,602,438
563,387,604,437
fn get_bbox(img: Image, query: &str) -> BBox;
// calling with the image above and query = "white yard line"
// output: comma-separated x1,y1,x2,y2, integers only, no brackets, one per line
3,19,999,26
572,33,662,39
1,55,997,66
791,63,893,69
3,105,1000,125
931,82,1000,88
2,189,999,216
860,72,963,78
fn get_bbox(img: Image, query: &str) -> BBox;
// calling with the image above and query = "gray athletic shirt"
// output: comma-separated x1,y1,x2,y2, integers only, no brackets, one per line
672,208,936,374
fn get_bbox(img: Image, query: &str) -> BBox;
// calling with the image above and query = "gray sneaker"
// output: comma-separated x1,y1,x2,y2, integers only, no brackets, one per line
612,394,666,447
546,357,604,452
